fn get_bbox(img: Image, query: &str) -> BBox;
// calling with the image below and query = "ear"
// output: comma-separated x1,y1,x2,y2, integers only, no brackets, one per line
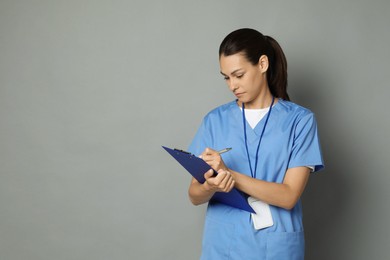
257,55,269,73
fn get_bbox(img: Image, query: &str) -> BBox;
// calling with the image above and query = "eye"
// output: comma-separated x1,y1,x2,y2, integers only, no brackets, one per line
223,76,229,81
236,74,244,79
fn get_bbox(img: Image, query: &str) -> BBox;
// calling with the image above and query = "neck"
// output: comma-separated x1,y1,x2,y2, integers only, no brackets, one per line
238,88,275,109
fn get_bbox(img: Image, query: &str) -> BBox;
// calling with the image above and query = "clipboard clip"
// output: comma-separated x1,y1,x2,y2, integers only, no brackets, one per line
174,148,191,154
173,148,196,159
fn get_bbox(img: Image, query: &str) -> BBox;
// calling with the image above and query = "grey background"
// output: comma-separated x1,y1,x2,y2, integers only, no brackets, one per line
0,0,389,259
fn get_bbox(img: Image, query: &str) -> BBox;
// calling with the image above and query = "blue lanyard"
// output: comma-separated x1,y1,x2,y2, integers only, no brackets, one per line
242,96,275,179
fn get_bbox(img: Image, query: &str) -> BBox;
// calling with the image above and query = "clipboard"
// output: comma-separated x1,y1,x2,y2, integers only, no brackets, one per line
162,146,255,213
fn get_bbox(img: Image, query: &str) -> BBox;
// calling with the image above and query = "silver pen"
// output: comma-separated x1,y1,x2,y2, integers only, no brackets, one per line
218,148,232,154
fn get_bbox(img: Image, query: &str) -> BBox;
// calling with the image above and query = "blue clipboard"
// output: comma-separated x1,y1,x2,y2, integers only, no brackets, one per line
162,146,255,213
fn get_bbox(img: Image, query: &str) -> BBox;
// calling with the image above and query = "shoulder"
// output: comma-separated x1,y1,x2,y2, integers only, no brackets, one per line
274,99,318,132
203,100,237,121
276,99,315,120
275,100,320,139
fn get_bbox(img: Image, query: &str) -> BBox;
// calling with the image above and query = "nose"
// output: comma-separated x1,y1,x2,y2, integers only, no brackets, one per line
228,78,238,92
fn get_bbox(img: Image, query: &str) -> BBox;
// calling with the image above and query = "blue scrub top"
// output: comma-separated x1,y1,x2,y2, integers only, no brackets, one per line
188,99,324,260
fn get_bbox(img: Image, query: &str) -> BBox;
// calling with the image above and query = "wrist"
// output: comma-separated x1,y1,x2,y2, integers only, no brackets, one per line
229,169,240,182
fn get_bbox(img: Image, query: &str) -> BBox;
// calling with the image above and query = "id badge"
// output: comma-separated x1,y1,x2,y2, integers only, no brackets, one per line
248,196,274,230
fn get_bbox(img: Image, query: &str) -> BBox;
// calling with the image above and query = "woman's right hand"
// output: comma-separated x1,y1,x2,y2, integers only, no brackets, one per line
203,168,235,193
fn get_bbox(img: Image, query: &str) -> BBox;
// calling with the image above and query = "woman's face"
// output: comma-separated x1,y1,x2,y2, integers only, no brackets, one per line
219,52,269,109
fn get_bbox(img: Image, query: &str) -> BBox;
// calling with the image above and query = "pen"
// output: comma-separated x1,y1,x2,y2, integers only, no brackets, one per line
218,148,232,154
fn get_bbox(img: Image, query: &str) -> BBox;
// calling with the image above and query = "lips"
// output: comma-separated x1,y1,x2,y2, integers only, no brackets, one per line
235,92,244,97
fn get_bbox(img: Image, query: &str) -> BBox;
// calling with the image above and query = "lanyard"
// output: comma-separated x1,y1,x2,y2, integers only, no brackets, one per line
242,96,275,179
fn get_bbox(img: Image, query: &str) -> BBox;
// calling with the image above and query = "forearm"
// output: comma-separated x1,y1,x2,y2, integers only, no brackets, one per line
230,167,310,210
188,179,215,206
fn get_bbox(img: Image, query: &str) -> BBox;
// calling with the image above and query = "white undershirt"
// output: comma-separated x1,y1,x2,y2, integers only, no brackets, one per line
239,107,270,129
240,106,315,172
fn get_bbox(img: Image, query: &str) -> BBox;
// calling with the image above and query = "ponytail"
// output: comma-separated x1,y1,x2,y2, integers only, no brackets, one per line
264,35,290,101
219,28,290,101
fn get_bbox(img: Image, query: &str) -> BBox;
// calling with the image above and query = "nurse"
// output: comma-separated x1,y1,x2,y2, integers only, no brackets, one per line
188,28,324,259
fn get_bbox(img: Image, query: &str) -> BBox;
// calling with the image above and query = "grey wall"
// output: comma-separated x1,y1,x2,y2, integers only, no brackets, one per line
1,1,389,259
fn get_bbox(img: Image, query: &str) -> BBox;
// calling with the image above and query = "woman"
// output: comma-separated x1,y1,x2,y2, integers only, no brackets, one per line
188,28,324,259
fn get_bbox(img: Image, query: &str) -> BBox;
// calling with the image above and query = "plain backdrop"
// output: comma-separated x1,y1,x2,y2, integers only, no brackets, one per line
1,1,389,259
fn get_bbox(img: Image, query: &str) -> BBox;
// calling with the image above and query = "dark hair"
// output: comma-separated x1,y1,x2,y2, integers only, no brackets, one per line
219,28,290,101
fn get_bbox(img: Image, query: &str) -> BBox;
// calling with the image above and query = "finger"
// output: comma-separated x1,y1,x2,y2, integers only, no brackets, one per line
204,169,214,179
225,181,235,193
214,169,227,183
205,147,219,156
224,176,235,192
202,154,215,162
200,152,215,160
217,171,231,189
199,149,208,159
205,147,213,154
203,159,218,171
218,173,233,192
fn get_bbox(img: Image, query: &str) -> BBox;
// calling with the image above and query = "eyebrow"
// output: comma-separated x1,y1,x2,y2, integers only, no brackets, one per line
220,69,244,77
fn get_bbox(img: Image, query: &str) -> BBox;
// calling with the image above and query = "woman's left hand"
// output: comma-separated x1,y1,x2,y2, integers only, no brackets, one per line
200,148,228,172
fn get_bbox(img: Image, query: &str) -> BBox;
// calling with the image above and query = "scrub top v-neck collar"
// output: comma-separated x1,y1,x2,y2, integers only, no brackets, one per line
231,99,280,138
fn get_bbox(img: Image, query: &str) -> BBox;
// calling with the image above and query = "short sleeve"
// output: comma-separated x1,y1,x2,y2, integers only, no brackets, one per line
188,117,213,157
288,113,324,172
